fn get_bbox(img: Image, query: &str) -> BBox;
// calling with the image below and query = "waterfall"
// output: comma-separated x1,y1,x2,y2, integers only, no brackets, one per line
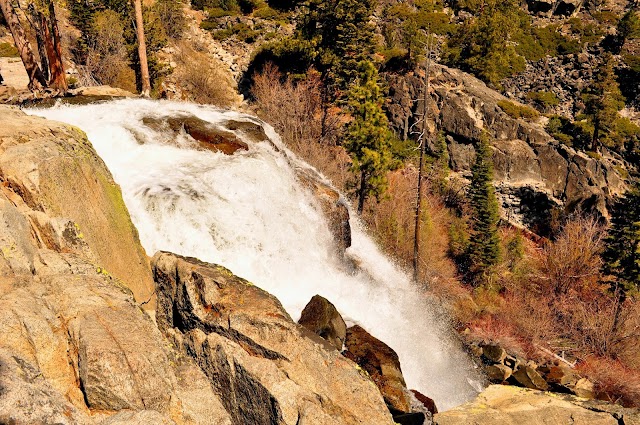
28,99,482,410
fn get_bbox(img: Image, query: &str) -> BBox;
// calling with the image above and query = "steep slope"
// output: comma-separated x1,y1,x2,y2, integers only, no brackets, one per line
386,64,629,231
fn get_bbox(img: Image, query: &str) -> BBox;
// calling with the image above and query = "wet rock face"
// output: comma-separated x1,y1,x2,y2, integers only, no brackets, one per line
296,168,352,256
298,294,347,351
344,325,412,414
142,115,250,155
384,65,627,232
152,252,395,425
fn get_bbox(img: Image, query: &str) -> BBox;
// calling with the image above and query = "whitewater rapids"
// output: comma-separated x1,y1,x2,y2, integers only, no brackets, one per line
28,99,481,410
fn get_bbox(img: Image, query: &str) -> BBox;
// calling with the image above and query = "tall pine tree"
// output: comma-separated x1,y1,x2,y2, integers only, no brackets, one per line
467,133,501,282
344,61,398,214
602,178,640,329
297,0,375,100
583,53,625,151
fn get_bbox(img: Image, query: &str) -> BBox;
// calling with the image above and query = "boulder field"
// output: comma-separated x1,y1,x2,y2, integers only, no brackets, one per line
1,105,637,424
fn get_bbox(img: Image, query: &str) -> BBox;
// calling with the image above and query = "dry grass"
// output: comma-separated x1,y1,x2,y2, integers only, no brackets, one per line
172,41,238,106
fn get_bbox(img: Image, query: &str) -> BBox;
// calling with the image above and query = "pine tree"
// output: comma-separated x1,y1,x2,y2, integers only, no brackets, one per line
602,178,640,328
583,53,625,151
443,0,524,87
344,61,398,214
467,133,501,282
297,0,375,99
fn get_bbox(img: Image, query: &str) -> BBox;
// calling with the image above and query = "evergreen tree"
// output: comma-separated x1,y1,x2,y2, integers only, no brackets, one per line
618,10,640,46
583,53,625,151
344,61,398,214
467,133,501,281
297,0,375,99
602,179,640,327
443,0,524,87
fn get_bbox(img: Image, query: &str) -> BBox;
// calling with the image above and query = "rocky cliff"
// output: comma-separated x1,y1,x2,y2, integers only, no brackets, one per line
386,64,629,232
0,106,394,425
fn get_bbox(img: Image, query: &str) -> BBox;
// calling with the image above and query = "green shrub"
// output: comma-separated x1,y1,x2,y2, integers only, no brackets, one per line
254,6,279,19
212,22,260,43
556,37,581,55
498,100,540,120
414,11,453,35
592,11,619,25
206,7,233,18
609,117,640,149
568,17,604,45
527,91,560,110
547,115,595,150
415,0,445,12
387,3,414,20
515,24,582,60
193,0,240,12
0,42,19,57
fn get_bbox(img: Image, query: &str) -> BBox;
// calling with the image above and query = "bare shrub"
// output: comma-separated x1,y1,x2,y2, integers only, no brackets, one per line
577,357,640,407
536,216,605,296
85,10,134,90
251,63,349,187
173,41,238,106
362,167,461,291
252,63,324,149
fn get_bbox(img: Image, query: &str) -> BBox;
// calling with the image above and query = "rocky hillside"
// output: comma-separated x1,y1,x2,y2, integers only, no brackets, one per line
386,63,629,232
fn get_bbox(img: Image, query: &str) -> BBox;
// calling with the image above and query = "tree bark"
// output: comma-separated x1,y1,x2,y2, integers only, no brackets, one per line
133,0,151,97
357,170,367,215
46,0,67,92
28,4,50,82
0,0,46,90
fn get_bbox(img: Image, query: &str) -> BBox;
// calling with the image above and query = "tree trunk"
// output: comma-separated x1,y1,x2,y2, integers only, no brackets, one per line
29,4,50,82
357,170,367,215
133,0,151,97
413,31,433,283
592,116,600,152
46,0,67,92
0,0,46,90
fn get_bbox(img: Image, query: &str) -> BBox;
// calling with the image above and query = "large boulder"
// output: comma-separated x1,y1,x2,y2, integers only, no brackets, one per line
0,106,154,305
434,385,621,425
343,325,412,414
0,106,233,423
298,295,347,350
142,115,249,155
152,252,394,425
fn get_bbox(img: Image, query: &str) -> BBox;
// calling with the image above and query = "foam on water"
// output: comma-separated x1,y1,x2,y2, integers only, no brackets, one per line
28,99,482,410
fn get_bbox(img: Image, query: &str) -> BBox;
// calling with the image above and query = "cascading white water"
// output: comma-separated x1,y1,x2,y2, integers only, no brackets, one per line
29,99,482,410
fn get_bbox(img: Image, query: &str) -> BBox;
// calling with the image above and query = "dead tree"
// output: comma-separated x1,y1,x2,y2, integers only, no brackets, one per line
45,0,67,91
133,0,151,97
411,31,437,284
0,0,47,90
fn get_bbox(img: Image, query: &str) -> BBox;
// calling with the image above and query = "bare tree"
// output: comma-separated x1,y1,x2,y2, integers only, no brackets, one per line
411,31,437,283
133,0,151,96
